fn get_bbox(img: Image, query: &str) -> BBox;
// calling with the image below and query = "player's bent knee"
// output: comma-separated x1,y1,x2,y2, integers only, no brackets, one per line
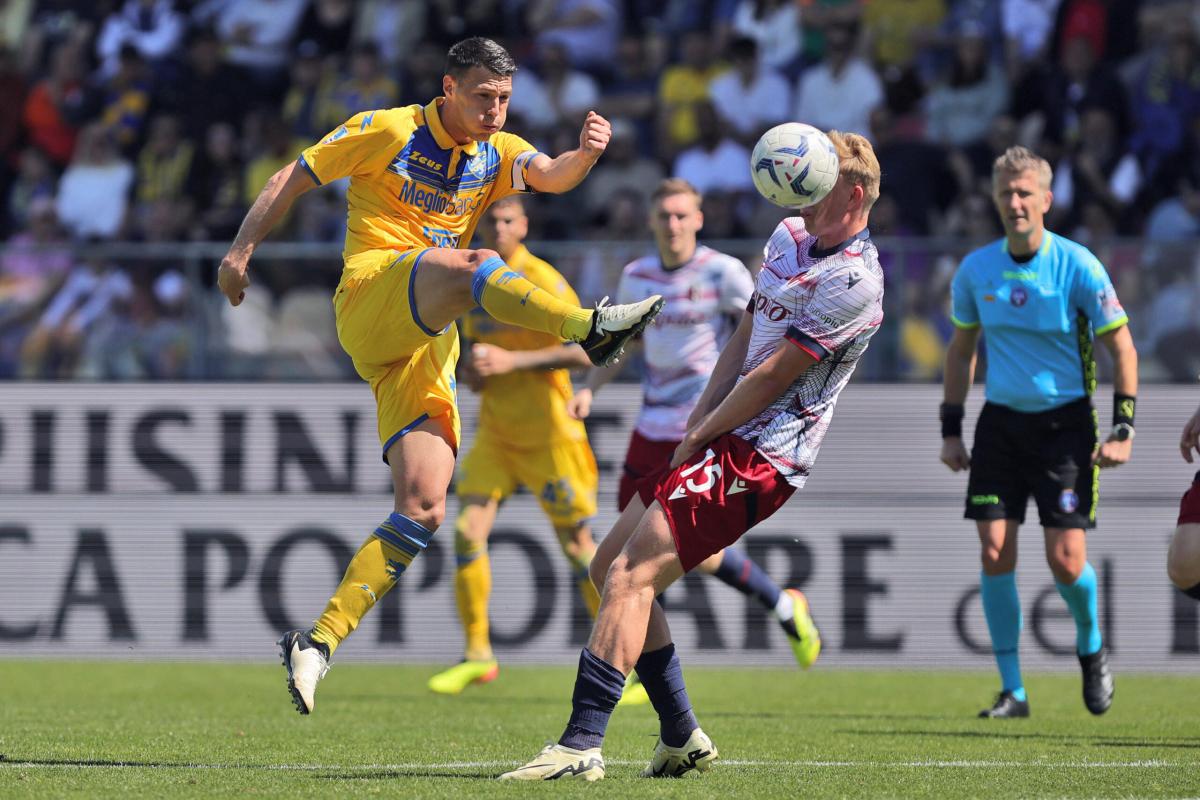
396,496,445,531
1168,524,1200,589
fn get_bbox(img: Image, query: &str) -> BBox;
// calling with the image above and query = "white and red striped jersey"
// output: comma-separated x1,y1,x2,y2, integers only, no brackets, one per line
616,246,754,441
732,218,885,488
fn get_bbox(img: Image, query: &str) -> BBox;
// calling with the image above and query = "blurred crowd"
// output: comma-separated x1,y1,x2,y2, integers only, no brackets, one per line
0,0,1197,382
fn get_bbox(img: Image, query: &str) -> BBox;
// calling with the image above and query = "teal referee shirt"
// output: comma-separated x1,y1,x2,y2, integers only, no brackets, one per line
950,231,1129,413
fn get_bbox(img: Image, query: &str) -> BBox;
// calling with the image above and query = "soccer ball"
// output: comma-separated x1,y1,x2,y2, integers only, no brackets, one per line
750,123,840,209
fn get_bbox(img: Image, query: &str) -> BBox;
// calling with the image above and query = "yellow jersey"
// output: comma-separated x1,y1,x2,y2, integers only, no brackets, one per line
298,99,540,258
461,244,587,447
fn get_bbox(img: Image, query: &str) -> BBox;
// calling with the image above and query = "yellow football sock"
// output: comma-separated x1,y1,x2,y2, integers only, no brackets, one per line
456,552,493,662
311,512,433,656
559,535,601,617
472,256,592,341
578,572,601,618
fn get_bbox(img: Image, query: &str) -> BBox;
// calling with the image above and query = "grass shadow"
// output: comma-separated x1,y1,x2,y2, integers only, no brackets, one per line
836,729,1200,748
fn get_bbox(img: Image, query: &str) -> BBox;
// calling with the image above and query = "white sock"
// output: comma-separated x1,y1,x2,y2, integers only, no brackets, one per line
773,591,794,622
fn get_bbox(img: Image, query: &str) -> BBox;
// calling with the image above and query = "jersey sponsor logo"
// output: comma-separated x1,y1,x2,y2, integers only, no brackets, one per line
408,149,444,170
750,291,789,322
1010,286,1028,307
399,181,486,218
420,225,459,248
668,448,722,500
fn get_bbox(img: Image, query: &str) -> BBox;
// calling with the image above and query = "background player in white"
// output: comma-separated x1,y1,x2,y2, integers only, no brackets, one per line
503,132,885,781
569,177,821,670
1168,404,1200,598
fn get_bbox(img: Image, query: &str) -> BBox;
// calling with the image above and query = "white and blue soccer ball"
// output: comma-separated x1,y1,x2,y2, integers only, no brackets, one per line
750,123,840,209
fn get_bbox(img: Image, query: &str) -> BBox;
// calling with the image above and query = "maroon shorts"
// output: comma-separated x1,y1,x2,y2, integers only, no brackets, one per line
618,430,679,511
636,433,795,571
1180,474,1200,525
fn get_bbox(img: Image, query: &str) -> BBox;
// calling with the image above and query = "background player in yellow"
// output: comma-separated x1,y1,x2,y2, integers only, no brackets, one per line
215,37,663,715
427,195,603,695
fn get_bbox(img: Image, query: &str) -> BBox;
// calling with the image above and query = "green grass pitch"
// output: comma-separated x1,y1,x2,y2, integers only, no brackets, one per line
2,662,1198,798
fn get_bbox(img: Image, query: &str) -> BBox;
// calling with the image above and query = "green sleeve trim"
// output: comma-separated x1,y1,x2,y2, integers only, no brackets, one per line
1094,316,1129,336
951,316,981,330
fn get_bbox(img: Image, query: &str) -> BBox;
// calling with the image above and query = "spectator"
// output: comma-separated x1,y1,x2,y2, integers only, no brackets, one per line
292,0,356,59
511,42,598,134
528,0,622,73
21,40,86,168
1051,105,1141,232
186,122,245,241
1142,256,1200,383
282,40,336,141
199,0,309,100
863,0,947,72
794,21,884,138
708,36,792,145
672,101,754,196
397,41,446,107
18,251,133,379
54,124,134,240
353,0,427,67
582,117,664,221
0,43,26,180
95,0,184,77
135,113,195,209
870,107,957,234
595,35,659,152
94,45,153,155
0,198,73,335
1003,0,1061,71
658,30,727,157
326,41,398,123
1128,26,1200,186
1145,114,1200,241
729,0,803,74
6,147,56,235
924,21,1009,147
160,25,247,135
243,117,298,221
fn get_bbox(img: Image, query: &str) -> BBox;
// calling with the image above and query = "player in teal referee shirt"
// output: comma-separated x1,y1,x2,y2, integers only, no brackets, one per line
939,146,1138,719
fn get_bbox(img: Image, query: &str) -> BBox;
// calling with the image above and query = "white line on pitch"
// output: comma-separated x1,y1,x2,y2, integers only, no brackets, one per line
0,759,1186,770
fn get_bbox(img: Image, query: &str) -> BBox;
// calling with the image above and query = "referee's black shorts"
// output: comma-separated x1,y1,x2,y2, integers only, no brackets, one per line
965,398,1099,529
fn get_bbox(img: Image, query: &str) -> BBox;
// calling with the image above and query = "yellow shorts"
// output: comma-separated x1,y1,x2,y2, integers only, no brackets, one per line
456,431,599,528
335,248,460,459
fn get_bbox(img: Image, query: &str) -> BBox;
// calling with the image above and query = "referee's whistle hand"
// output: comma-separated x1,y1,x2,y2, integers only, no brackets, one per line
940,438,971,472
1093,438,1132,469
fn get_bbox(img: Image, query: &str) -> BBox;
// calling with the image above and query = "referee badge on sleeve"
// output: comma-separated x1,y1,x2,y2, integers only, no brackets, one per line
1059,488,1079,513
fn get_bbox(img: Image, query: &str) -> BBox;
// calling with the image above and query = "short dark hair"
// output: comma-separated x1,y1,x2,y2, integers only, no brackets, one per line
446,37,517,79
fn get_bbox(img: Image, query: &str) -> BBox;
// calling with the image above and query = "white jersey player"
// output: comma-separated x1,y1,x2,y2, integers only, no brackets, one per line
568,178,823,677
505,133,885,782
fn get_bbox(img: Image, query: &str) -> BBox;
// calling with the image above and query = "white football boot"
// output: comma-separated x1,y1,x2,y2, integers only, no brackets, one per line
642,728,718,777
577,295,664,366
278,630,330,715
498,743,605,781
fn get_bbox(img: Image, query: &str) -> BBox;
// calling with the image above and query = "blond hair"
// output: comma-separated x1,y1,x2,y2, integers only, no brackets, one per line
992,146,1052,189
827,131,881,211
651,177,702,205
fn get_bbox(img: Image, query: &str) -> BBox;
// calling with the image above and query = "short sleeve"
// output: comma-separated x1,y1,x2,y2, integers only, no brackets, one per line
785,268,881,361
718,258,754,315
1070,250,1128,335
298,110,401,185
950,264,980,329
487,132,541,200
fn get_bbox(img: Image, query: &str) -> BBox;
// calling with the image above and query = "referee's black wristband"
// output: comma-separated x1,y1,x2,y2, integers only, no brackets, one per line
940,403,965,439
1113,393,1136,428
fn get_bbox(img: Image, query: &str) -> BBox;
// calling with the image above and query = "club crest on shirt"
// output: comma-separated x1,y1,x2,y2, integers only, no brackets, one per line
1010,286,1028,307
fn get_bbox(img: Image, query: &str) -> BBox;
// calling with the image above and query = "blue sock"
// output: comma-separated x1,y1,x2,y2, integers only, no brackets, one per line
634,643,698,747
1055,562,1102,656
980,571,1025,701
559,648,625,751
712,548,781,611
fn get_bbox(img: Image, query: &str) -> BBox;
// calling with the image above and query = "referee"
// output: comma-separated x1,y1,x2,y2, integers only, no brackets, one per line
940,146,1137,719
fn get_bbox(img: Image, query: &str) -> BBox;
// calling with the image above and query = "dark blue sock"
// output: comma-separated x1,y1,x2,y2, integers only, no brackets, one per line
634,643,699,747
558,648,625,751
713,547,781,611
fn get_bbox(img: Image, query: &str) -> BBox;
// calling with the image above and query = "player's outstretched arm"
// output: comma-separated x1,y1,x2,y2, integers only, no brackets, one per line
471,342,592,377
671,334,816,468
218,160,318,306
1095,324,1138,468
686,311,753,430
1182,404,1200,463
567,339,639,420
524,111,610,194
939,325,980,471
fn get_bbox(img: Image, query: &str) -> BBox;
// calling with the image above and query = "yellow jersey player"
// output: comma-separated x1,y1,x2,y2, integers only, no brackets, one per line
216,37,663,715
427,196,601,694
